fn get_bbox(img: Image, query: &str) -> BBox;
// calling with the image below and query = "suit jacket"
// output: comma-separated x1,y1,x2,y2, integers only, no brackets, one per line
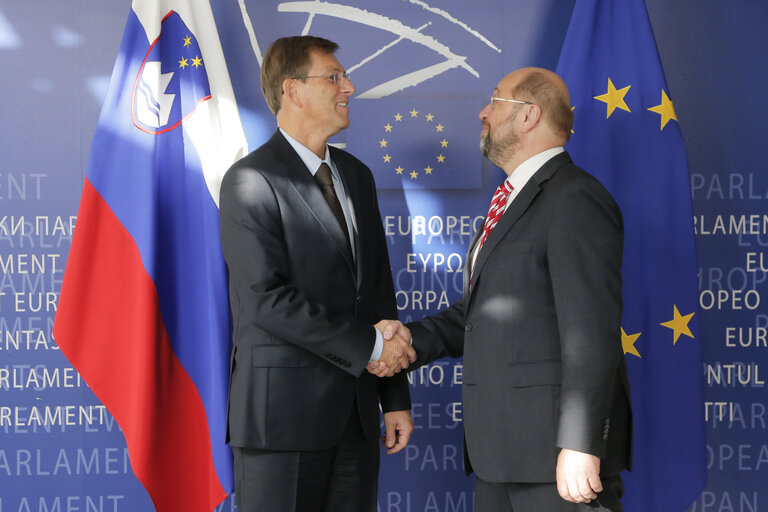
409,152,632,483
219,129,410,451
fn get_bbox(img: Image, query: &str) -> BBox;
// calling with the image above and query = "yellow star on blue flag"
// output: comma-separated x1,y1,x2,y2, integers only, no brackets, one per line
660,305,695,344
648,89,678,130
594,78,631,118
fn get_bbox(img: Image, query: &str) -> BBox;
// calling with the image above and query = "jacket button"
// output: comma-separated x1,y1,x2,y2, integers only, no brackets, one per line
465,324,473,332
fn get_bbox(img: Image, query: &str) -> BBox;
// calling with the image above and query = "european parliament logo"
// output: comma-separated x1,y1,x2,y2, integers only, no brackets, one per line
347,98,481,189
237,1,502,99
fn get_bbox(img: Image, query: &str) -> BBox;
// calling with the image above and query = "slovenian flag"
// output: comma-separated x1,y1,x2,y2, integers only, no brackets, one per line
52,1,247,510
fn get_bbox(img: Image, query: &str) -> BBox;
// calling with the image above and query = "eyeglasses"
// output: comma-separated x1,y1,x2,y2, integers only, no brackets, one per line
292,72,350,86
490,96,535,106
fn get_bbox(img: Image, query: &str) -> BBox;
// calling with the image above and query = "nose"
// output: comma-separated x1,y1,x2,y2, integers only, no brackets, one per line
479,103,491,120
341,75,355,95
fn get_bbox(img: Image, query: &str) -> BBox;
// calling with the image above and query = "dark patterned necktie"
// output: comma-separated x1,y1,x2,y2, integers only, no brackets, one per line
314,162,351,248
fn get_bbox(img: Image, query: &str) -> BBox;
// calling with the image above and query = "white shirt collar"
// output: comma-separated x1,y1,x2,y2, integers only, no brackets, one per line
505,146,565,193
279,128,332,176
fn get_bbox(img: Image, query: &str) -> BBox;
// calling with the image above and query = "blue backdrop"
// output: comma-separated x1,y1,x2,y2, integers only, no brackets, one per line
1,1,766,511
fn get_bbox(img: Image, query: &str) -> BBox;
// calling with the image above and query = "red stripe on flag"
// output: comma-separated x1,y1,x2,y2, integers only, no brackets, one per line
53,178,227,511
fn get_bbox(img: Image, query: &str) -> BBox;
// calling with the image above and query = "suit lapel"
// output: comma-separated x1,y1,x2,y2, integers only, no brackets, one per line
463,228,482,299
334,152,364,290
470,181,540,285
469,153,570,297
272,131,355,274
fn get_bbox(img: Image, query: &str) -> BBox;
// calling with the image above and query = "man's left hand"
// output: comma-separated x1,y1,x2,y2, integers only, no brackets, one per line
382,410,414,455
556,448,602,504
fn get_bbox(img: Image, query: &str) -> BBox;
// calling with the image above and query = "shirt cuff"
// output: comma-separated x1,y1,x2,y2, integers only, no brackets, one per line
369,327,384,362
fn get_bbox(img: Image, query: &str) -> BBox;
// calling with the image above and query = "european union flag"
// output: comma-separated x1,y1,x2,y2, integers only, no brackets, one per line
555,1,706,510
347,98,481,189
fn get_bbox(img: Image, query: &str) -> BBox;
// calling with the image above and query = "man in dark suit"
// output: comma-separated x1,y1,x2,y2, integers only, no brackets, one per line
373,67,632,511
219,36,415,512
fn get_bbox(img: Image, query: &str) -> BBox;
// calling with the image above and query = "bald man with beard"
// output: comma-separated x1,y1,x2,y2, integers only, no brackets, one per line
372,68,633,511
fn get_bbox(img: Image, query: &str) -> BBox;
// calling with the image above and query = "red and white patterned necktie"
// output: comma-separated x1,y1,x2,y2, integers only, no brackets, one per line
477,180,514,255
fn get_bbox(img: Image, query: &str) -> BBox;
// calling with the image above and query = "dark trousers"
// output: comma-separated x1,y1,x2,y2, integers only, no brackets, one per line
232,404,380,512
474,475,624,512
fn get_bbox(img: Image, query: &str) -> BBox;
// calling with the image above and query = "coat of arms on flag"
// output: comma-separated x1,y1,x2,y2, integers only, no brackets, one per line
132,11,212,134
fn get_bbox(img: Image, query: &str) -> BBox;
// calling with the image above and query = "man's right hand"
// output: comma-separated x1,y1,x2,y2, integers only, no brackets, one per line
556,448,602,504
370,320,416,377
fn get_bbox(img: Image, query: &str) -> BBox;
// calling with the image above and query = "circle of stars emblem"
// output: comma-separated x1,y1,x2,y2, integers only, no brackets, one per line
378,108,449,180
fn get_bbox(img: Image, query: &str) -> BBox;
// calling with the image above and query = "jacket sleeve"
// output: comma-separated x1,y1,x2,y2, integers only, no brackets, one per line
407,299,467,369
359,168,413,413
548,175,624,458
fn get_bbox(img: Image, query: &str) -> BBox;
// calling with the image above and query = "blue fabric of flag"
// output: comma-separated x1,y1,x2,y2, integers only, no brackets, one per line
555,1,706,510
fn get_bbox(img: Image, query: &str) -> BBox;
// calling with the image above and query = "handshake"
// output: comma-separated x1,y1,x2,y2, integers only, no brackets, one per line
369,320,416,377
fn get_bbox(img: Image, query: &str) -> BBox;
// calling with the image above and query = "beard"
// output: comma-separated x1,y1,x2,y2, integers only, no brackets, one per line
480,121,520,168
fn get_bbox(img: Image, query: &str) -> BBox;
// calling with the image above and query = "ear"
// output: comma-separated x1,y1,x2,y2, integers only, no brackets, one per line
282,78,301,108
520,104,541,133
